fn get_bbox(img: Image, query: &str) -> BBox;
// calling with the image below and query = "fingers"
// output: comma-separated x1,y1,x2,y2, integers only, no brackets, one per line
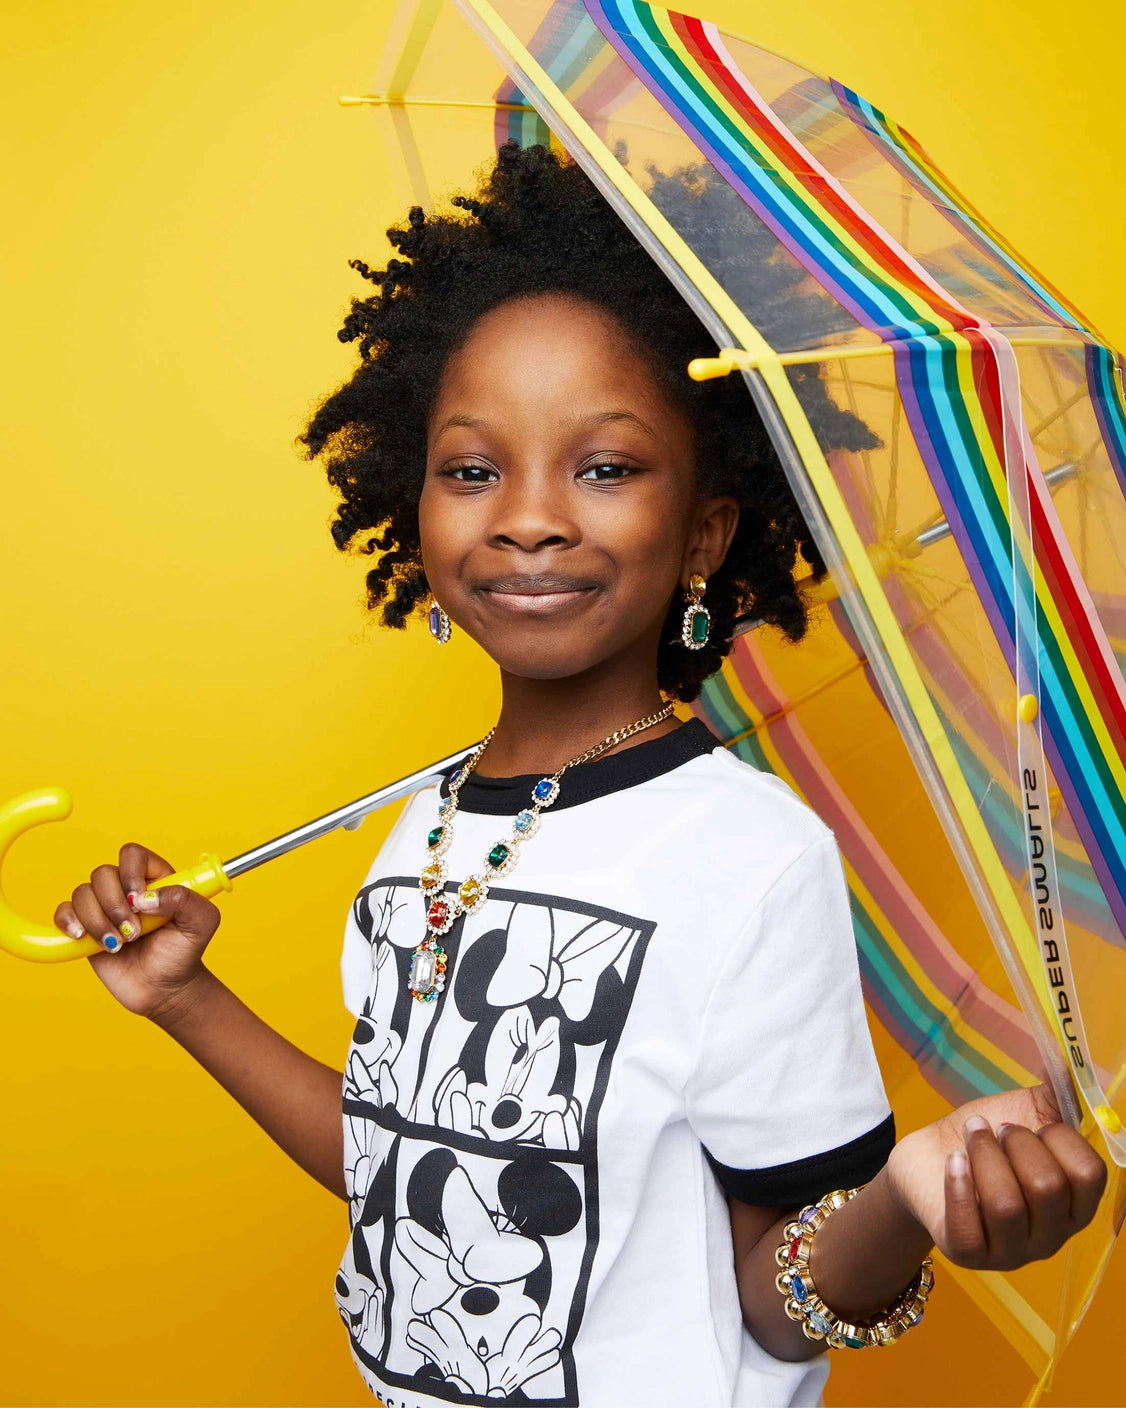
943,1148,986,1265
943,1113,1110,1270
960,1115,1029,1267
91,861,146,949
118,842,175,911
996,1124,1070,1257
943,1117,1027,1267
1038,1121,1108,1231
62,875,130,953
130,882,222,948
52,900,89,944
1027,1080,1064,1128
54,844,178,954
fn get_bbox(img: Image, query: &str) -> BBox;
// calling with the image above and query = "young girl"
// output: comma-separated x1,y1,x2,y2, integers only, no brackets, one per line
55,143,1106,1407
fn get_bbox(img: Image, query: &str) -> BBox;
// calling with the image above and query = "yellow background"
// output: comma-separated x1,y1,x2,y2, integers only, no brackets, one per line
1,0,1124,1403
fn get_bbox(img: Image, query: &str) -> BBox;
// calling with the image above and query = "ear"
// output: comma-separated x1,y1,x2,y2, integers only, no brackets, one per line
681,494,739,589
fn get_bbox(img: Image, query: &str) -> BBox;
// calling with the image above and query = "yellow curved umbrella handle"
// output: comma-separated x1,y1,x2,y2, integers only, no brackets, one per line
0,786,233,963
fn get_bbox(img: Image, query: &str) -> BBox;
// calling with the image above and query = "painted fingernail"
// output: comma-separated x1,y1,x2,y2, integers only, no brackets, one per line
102,933,122,952
127,892,140,909
948,1151,968,1178
133,892,159,911
67,921,86,940
963,1115,990,1137
997,1122,1014,1138
120,920,138,941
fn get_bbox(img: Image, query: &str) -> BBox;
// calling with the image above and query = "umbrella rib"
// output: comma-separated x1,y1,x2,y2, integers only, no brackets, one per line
887,389,903,540
733,460,1077,636
728,581,968,747
833,360,882,533
1027,383,1088,442
723,652,874,742
690,333,1100,382
1079,476,1090,578
340,94,534,110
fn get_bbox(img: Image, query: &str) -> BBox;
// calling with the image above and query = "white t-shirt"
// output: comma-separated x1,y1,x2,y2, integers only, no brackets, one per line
336,719,893,1408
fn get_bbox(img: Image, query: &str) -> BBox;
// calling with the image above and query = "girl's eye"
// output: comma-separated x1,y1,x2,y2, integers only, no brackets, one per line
446,463,497,483
579,460,636,482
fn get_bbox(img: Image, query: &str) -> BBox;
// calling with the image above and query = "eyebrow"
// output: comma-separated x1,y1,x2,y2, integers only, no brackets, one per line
434,413,487,434
575,409,657,438
433,408,658,438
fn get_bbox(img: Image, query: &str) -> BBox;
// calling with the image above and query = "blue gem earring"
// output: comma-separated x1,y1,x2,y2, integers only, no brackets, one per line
681,573,710,650
428,601,452,644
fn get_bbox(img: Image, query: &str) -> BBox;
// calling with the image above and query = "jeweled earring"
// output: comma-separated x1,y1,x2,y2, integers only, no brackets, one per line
428,601,452,644
681,573,710,650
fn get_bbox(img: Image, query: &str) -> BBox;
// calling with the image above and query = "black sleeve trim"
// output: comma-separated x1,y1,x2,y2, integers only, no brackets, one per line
705,1112,896,1208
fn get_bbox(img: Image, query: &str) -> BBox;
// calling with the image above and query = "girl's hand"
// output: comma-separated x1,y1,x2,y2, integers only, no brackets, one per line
53,843,222,1025
886,1083,1107,1270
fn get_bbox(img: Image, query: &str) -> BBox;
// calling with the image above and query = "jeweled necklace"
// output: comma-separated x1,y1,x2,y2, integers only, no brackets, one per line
407,703,676,1003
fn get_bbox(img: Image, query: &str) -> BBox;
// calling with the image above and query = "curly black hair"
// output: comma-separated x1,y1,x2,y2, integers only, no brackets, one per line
300,140,879,702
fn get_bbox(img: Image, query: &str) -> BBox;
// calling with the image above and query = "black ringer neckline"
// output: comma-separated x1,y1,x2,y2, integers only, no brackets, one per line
439,717,720,815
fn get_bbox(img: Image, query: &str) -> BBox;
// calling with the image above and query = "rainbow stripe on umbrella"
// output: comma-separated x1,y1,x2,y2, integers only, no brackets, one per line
581,0,1126,936
485,0,1126,1107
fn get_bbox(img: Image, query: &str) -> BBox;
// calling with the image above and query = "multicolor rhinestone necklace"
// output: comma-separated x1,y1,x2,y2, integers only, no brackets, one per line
407,702,676,1003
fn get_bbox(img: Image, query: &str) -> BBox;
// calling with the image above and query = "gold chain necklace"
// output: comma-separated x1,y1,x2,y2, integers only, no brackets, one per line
407,703,676,1002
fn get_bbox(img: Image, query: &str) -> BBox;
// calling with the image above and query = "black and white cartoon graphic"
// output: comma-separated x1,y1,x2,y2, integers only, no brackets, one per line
433,1006,581,1149
344,935,405,1220
393,1150,579,1399
481,902,635,1022
426,904,636,1153
339,880,655,1405
336,1265,385,1354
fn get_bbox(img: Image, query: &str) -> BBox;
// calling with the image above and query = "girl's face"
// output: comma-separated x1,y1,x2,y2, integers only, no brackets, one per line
418,292,737,683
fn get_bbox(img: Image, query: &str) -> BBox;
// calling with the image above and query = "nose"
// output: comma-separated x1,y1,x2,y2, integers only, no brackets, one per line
487,470,580,552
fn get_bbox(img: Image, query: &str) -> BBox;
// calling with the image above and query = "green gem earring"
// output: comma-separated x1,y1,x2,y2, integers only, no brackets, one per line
681,573,710,650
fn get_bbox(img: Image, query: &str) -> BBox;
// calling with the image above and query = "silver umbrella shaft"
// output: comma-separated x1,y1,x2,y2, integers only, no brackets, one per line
915,460,1076,549
733,459,1077,636
221,744,476,879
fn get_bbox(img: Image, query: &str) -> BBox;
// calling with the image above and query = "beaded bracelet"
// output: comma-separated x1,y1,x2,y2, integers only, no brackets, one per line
773,1186,935,1348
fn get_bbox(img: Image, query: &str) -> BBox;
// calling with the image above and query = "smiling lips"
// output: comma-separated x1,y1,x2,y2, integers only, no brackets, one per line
478,575,599,616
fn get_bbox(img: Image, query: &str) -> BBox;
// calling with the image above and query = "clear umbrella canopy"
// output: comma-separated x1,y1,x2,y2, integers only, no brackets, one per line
355,0,1126,1390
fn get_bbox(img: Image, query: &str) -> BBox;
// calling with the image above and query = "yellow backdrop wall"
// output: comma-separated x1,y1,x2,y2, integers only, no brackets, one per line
1,1,1123,1404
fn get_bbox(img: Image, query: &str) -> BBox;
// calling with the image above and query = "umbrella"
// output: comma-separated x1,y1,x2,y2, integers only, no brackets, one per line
342,0,1126,1394
2,0,1124,1397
